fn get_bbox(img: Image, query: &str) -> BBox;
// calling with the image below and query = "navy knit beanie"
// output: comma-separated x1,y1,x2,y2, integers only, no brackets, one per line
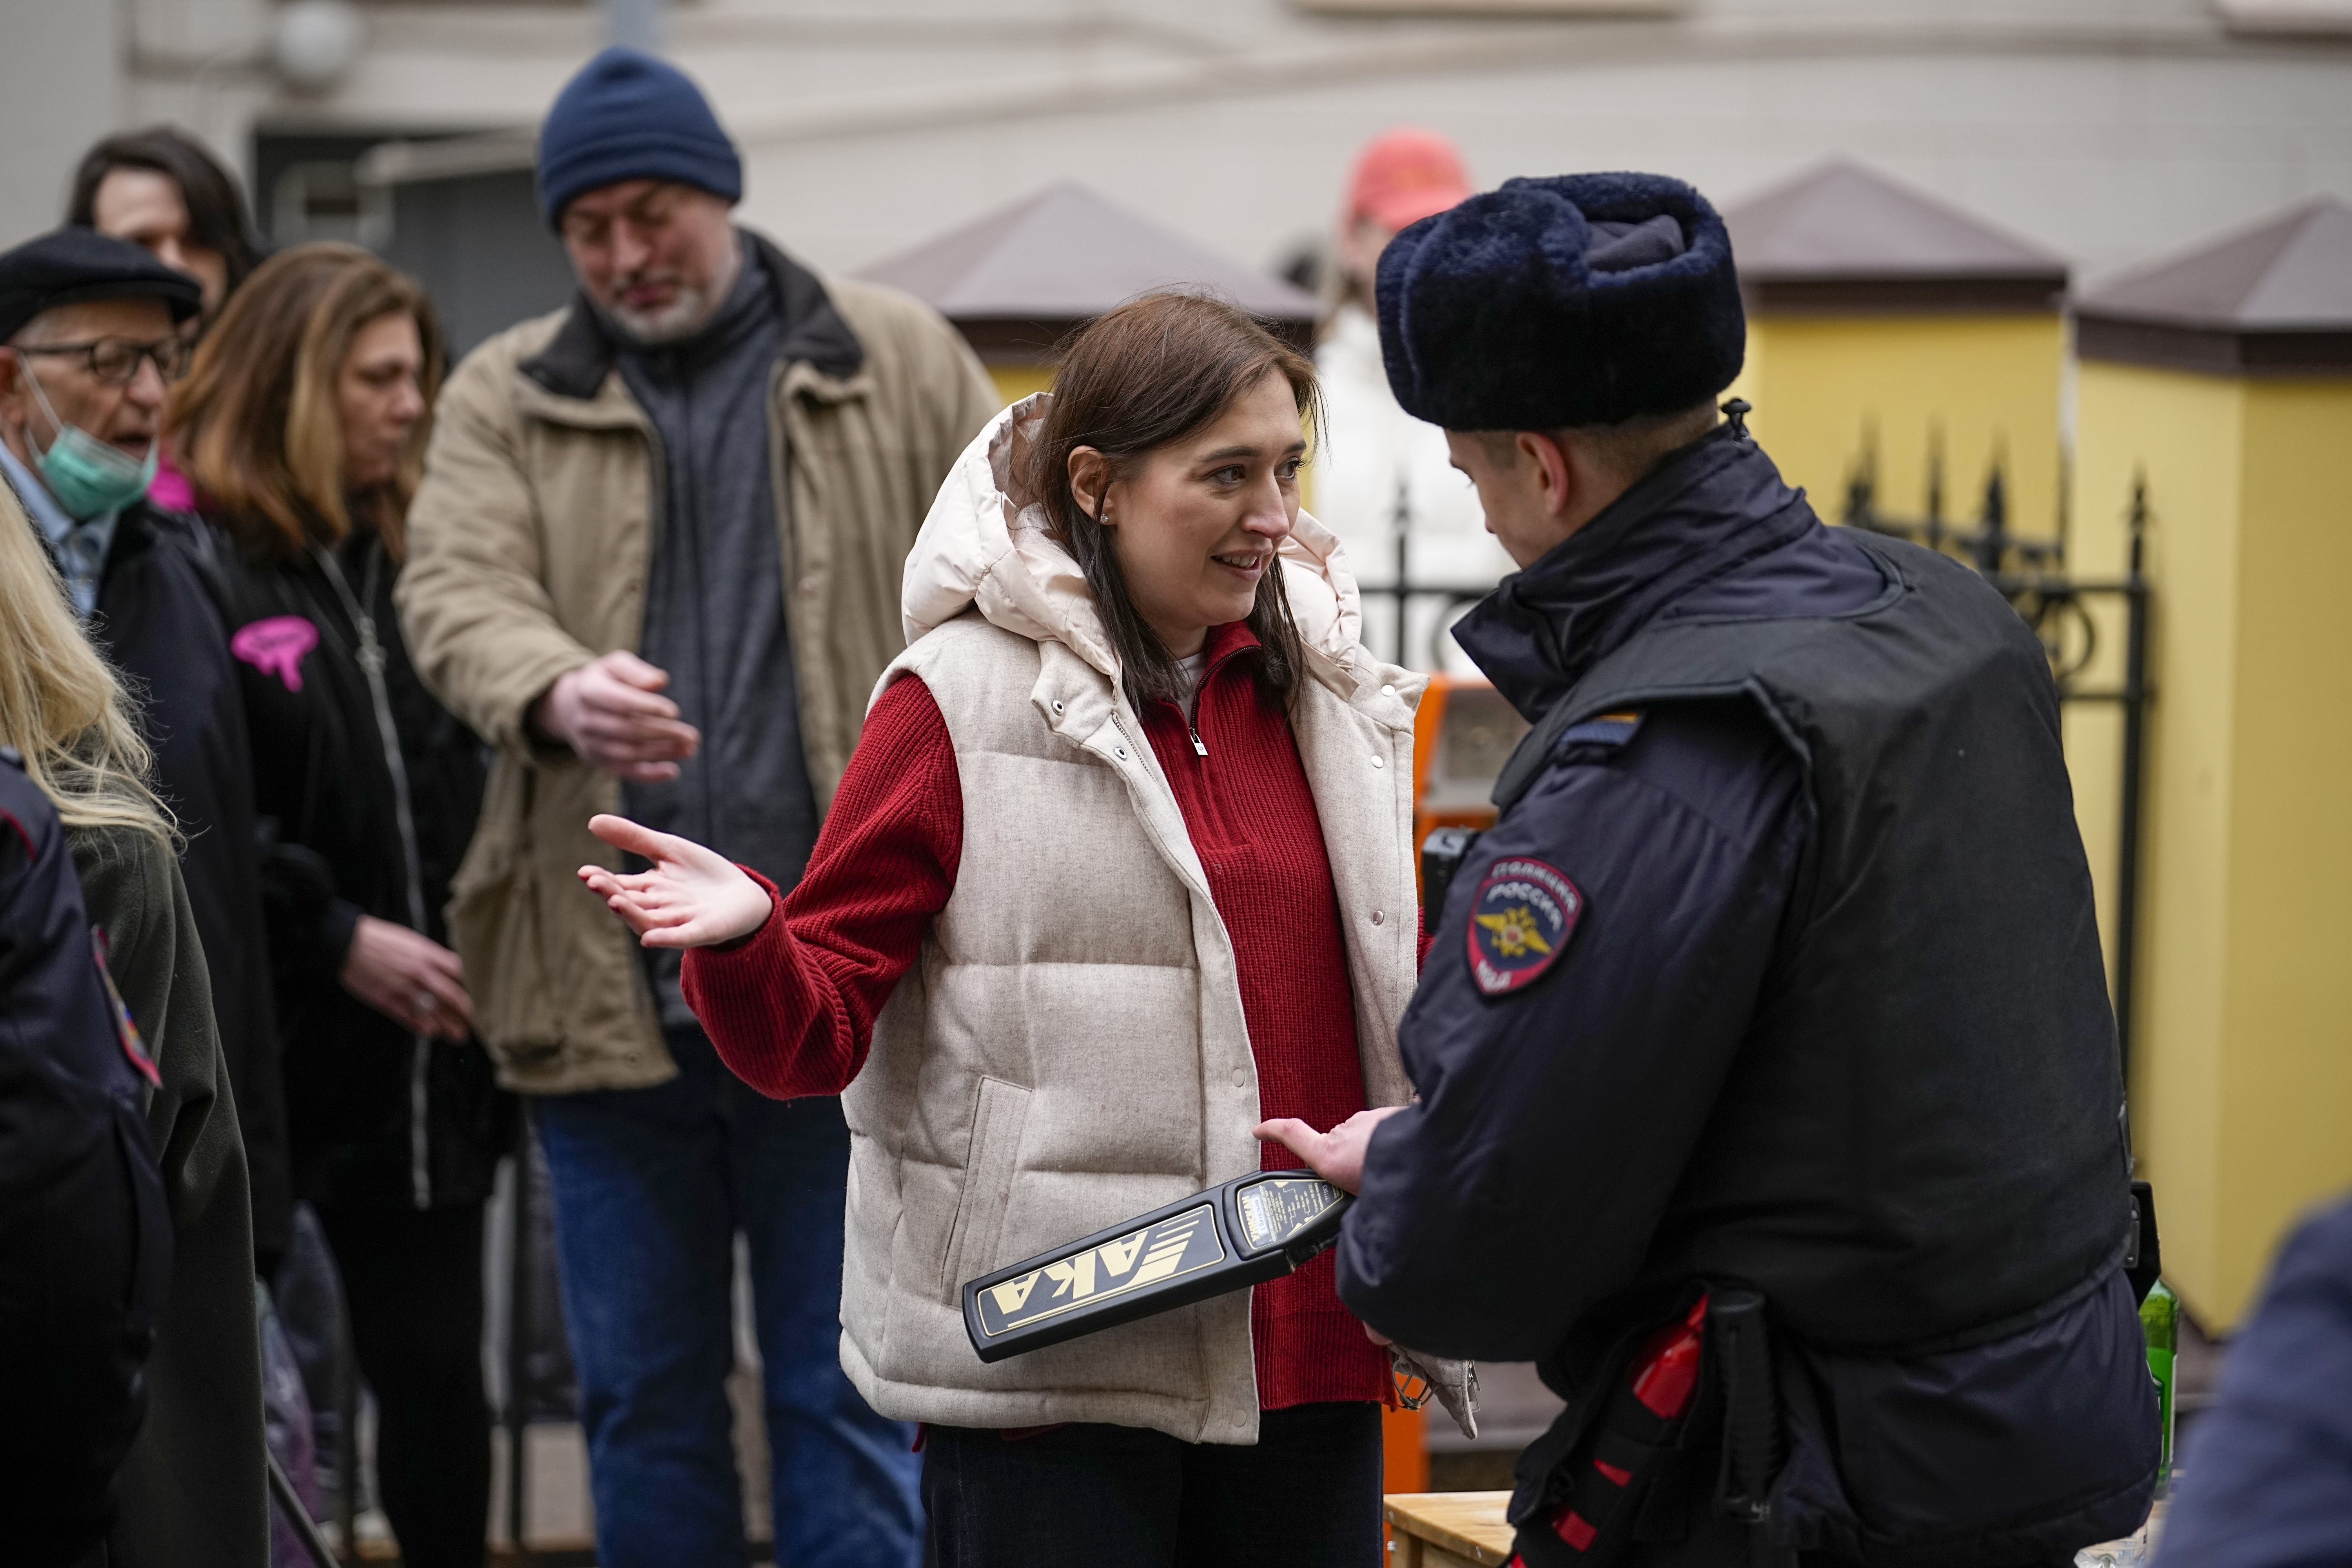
1376,172,1745,431
537,47,743,227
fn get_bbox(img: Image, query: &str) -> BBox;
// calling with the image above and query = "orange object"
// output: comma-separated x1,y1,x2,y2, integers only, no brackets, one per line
1382,1402,1430,1557
1383,1403,1430,1492
1412,675,1531,894
1347,127,1473,234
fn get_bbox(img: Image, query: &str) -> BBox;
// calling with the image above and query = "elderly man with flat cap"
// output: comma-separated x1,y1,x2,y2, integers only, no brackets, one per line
0,225,291,1270
1261,174,2158,1568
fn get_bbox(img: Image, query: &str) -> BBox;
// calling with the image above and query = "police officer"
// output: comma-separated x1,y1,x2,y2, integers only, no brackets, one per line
1259,174,2158,1566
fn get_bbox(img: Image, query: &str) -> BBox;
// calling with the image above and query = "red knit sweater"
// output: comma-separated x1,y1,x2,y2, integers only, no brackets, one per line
685,621,1390,1410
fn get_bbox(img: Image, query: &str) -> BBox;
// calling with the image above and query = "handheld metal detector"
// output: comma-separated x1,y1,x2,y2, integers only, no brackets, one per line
962,1172,1350,1363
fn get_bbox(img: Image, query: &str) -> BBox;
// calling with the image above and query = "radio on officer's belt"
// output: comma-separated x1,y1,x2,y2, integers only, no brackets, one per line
962,1172,1350,1362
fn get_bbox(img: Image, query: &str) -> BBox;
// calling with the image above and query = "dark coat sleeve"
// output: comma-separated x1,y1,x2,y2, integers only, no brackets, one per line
2153,1196,2352,1568
1337,701,1808,1360
257,835,364,980
69,826,269,1568
0,775,171,1566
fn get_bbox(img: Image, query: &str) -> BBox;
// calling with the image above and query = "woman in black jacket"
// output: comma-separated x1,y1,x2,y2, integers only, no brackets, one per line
166,242,509,1568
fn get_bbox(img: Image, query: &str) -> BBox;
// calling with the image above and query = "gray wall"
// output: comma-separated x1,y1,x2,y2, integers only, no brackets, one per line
0,0,122,248
9,2,2352,301
383,172,574,358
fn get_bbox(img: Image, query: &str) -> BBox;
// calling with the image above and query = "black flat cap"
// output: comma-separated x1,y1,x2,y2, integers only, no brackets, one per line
1377,172,1746,431
0,227,205,344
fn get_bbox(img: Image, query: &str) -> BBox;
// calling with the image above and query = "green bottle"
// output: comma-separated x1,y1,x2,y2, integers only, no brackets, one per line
2140,1278,2179,1492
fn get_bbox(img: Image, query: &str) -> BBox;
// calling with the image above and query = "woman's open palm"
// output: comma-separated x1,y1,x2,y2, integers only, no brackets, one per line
579,813,774,948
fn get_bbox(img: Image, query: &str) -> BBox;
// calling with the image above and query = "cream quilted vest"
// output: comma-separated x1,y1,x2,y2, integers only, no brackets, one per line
837,397,1426,1443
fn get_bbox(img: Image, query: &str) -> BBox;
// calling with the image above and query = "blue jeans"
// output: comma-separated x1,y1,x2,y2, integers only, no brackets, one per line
535,1027,921,1567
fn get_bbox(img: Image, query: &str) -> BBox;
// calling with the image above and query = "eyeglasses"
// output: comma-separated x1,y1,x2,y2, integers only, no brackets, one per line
15,335,194,386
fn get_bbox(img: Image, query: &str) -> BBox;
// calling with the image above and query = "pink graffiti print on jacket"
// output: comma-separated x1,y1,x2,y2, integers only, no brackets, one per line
231,615,319,693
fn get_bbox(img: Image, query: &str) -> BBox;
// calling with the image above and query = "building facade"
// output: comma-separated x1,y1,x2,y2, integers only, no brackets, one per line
8,0,2351,302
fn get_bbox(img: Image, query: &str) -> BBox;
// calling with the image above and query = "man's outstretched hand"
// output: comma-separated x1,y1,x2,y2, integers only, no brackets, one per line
537,651,701,782
1253,1105,1407,1196
579,813,773,949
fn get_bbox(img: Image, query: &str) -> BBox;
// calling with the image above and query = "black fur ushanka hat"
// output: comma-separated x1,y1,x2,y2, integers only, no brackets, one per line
1375,172,1745,432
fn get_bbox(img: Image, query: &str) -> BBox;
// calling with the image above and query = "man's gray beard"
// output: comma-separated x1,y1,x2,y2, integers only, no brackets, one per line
603,284,716,345
598,240,744,347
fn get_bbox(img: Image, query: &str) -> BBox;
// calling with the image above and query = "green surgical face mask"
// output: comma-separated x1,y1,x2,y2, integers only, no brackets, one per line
23,363,158,521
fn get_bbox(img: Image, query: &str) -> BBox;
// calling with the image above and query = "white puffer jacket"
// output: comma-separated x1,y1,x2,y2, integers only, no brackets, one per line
837,396,1426,1443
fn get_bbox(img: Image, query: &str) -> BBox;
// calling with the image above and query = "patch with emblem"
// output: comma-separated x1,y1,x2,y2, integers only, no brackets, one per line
93,929,159,1088
1466,857,1583,996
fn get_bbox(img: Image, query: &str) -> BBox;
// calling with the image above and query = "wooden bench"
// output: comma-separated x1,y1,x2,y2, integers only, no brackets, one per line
1387,1489,2168,1568
1385,1490,1515,1567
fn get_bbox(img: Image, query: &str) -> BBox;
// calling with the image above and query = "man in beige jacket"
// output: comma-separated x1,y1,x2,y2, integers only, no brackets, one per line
394,47,996,1568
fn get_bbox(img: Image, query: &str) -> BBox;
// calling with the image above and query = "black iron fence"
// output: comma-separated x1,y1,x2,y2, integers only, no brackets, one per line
1364,478,1506,674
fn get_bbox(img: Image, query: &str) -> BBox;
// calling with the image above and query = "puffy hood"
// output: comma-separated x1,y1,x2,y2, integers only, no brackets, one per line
900,394,1386,699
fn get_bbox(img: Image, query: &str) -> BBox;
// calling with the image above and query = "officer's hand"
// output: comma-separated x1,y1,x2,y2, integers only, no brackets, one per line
1252,1105,1406,1196
537,651,702,782
579,814,773,948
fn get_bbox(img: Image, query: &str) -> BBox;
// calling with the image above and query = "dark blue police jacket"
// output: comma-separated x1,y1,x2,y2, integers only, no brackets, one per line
2156,1194,2352,1568
1341,425,2158,1566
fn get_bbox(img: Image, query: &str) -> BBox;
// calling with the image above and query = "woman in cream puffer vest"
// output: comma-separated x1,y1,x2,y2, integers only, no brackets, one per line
579,294,1426,1565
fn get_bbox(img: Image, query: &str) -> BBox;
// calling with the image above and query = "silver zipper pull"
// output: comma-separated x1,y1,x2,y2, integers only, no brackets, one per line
1190,726,1207,757
356,619,386,677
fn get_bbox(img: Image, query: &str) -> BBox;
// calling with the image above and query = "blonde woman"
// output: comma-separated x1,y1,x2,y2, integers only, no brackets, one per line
0,483,267,1568
167,242,508,1568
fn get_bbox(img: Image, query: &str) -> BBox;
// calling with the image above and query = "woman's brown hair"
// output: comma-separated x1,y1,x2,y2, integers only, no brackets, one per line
1030,292,1319,712
167,242,443,562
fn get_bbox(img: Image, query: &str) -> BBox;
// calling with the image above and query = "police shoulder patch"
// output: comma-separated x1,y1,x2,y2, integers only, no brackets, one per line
1465,857,1584,996
1557,709,1645,751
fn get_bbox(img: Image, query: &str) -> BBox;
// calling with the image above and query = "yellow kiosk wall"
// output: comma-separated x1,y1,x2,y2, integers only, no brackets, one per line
987,365,1056,405
1730,313,2066,538
2072,359,2352,1329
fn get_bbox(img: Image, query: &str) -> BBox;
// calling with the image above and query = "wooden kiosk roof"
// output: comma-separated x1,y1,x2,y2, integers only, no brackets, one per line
2076,197,2352,376
1723,160,2069,313
860,182,1321,362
